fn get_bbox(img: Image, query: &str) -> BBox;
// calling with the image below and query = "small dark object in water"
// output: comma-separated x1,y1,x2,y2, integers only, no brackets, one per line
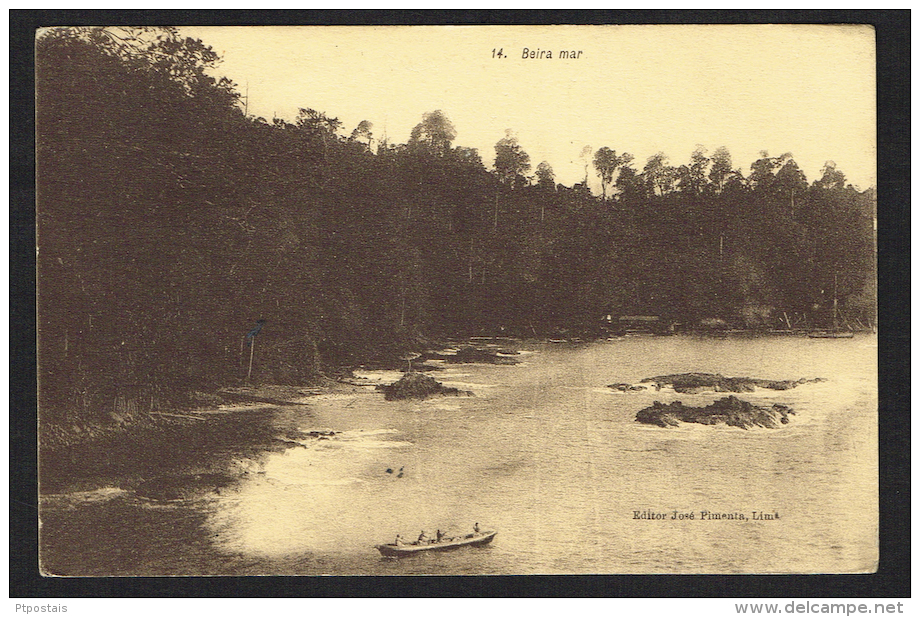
386,468,393,474
635,396,795,430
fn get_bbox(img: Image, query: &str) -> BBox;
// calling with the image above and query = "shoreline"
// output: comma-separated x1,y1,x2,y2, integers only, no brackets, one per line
38,380,368,496
39,331,873,495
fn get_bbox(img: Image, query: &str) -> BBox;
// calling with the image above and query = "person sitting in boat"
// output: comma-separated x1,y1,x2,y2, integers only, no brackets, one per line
394,534,404,546
436,529,445,543
473,522,480,533
417,530,429,545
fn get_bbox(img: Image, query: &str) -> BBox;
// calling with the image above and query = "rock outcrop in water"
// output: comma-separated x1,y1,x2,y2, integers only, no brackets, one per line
636,396,794,429
608,383,648,392
378,372,473,401
423,345,520,365
637,373,824,394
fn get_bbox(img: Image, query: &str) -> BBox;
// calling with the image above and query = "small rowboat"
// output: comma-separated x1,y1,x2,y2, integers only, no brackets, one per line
376,530,497,557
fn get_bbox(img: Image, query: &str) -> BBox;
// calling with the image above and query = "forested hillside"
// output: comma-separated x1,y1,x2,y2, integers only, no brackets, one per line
36,28,876,422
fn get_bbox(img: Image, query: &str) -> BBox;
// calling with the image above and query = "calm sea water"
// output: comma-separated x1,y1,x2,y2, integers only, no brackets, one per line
40,335,878,575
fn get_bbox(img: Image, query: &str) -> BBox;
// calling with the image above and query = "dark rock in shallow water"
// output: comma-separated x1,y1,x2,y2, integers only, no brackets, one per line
639,372,824,394
300,430,338,439
635,396,794,430
424,346,520,365
378,372,474,401
608,383,647,392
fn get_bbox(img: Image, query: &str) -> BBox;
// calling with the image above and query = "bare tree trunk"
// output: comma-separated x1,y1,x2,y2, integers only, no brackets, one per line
311,338,323,376
400,291,406,327
247,338,256,381
468,237,474,283
493,193,499,231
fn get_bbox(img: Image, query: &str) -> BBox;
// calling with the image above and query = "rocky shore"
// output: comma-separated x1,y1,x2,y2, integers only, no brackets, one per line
421,345,520,366
609,372,825,394
635,395,795,430
38,382,361,496
376,372,474,401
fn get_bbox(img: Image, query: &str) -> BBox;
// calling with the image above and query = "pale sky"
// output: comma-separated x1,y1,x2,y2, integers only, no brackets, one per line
181,25,877,191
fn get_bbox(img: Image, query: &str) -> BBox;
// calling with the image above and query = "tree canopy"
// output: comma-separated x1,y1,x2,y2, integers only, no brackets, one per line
493,130,532,188
36,27,877,423
408,109,457,156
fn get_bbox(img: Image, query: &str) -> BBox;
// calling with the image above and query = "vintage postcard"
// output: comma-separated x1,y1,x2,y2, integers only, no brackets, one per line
36,24,877,576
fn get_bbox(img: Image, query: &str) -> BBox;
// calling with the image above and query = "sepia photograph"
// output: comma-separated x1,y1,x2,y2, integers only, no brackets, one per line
32,22,881,578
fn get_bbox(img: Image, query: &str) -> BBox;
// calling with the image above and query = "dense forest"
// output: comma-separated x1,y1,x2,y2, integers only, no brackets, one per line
36,28,876,423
